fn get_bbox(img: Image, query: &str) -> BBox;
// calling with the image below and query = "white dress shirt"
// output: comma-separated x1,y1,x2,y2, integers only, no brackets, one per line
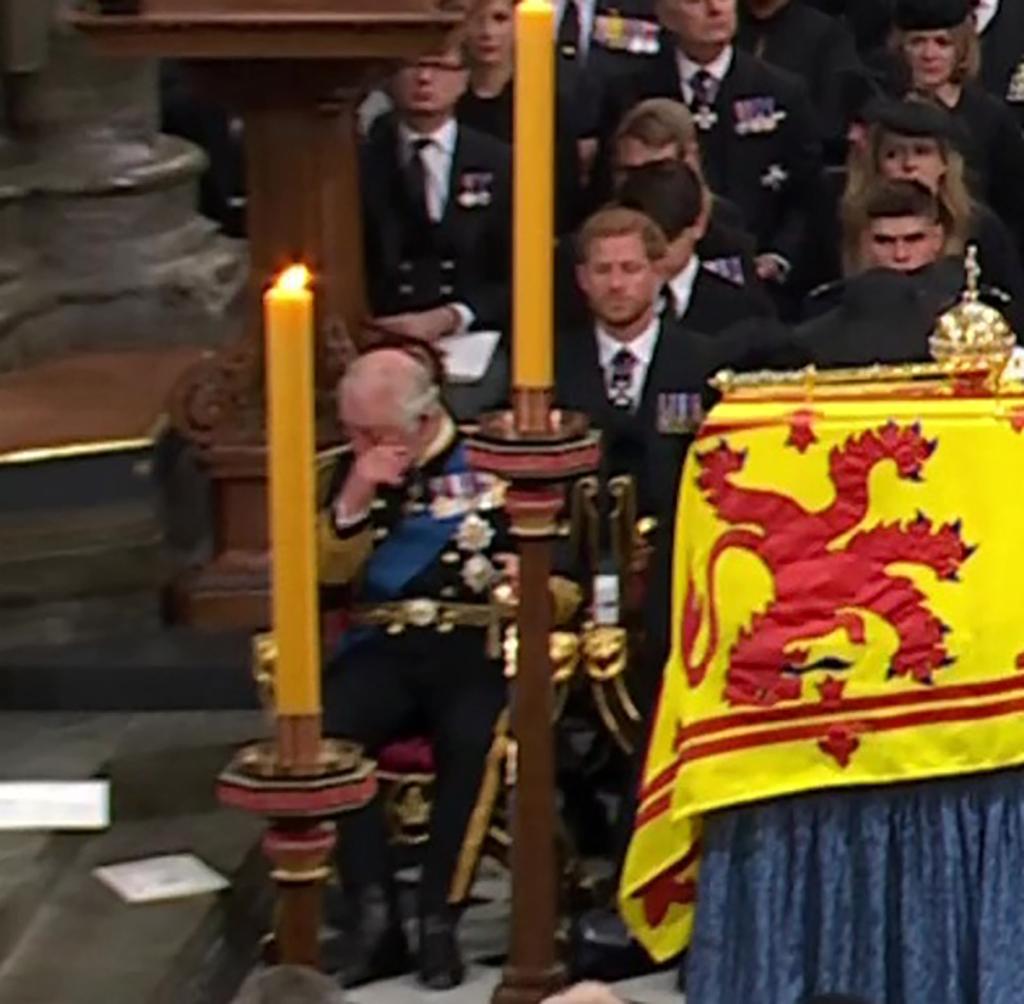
397,118,458,223
595,315,660,411
665,255,700,320
555,0,596,59
675,45,734,105
974,0,999,34
396,117,473,333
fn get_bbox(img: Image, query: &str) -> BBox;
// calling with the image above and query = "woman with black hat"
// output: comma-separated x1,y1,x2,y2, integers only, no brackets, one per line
840,96,1024,302
891,0,1024,249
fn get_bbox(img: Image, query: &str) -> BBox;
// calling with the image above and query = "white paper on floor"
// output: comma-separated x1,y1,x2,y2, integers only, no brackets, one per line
94,853,229,904
0,780,109,831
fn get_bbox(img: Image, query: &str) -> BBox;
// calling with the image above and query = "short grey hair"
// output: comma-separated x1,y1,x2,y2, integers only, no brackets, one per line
230,966,346,1004
339,348,440,428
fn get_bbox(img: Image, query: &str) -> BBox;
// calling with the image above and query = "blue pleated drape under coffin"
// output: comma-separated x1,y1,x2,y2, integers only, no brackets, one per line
684,767,1024,1004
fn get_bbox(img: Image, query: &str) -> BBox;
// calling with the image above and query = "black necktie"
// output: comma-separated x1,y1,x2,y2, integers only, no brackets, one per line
608,347,637,410
404,137,432,224
689,69,717,110
558,0,581,61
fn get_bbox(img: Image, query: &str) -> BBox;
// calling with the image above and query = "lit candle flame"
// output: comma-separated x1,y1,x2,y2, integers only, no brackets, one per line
275,264,312,294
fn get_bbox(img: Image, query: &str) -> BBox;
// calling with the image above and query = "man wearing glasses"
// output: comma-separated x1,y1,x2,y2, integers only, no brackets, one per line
360,48,512,416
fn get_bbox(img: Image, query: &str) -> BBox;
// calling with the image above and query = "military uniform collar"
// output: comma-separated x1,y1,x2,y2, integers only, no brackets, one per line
418,411,458,472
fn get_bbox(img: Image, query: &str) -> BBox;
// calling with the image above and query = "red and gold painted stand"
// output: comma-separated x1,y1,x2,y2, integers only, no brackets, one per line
217,717,376,966
468,389,600,1004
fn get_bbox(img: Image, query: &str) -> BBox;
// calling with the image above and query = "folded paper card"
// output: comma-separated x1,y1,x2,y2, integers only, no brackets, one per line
443,330,501,383
94,854,229,904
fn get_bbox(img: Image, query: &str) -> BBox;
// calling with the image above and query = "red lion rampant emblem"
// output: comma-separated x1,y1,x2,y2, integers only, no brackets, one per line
683,421,975,707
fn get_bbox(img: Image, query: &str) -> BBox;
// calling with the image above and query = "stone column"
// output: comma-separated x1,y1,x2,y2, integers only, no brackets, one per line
0,0,246,371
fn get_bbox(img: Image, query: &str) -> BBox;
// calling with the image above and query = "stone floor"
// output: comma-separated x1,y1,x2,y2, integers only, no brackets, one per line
343,864,682,1004
0,712,682,1004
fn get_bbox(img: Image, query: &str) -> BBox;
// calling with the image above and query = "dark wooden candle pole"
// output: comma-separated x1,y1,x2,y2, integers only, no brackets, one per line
469,391,599,1004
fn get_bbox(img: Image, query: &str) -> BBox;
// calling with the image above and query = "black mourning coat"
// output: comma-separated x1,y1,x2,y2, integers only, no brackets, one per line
737,0,864,160
361,115,512,331
598,41,823,272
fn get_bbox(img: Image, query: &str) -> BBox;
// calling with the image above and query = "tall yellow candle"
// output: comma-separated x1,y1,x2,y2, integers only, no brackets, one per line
264,264,320,717
514,0,555,390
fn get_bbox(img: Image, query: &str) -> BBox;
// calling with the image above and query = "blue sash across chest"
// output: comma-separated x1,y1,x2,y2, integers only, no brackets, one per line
361,441,472,601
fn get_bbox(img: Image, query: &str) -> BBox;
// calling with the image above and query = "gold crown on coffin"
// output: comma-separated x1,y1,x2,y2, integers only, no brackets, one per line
929,244,1015,373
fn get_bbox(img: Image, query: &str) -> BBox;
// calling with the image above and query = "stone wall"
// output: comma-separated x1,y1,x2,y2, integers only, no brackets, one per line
0,0,246,371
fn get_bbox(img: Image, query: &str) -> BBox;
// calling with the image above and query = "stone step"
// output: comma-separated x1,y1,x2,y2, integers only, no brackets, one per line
0,712,271,1004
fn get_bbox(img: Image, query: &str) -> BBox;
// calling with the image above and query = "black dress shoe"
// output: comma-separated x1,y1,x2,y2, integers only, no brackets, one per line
570,908,666,983
327,885,413,988
418,914,465,990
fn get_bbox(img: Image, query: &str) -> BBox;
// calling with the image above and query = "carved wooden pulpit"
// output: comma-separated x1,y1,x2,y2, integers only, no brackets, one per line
73,0,463,627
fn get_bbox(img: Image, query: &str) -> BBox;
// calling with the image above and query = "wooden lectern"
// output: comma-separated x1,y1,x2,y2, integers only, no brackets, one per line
73,0,463,628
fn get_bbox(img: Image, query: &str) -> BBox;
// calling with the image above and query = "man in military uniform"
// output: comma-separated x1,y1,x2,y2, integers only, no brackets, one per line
319,345,514,990
360,46,512,416
595,0,823,300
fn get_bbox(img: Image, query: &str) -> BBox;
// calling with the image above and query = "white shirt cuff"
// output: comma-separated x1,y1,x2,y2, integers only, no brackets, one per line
449,303,474,336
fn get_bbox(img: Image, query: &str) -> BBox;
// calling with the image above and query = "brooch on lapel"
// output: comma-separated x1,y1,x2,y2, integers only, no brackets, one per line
456,171,494,209
733,96,787,136
760,163,789,191
657,392,705,435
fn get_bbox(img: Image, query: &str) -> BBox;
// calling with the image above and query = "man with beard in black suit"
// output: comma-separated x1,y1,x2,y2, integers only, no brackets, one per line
595,0,823,302
560,204,808,983
555,206,717,525
360,45,512,418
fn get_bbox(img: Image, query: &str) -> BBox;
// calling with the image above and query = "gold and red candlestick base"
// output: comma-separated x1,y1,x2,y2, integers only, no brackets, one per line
468,390,600,1004
217,721,376,967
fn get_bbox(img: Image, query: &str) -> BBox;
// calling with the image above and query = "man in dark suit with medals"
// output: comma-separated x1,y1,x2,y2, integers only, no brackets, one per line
558,205,808,981
617,160,772,334
360,46,512,416
737,0,864,162
555,207,715,527
596,0,823,300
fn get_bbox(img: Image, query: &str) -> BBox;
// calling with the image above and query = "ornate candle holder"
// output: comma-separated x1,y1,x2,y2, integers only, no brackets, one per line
217,636,377,966
468,393,600,1004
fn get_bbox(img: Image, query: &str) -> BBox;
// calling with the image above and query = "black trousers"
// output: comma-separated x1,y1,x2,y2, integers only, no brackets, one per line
324,627,506,916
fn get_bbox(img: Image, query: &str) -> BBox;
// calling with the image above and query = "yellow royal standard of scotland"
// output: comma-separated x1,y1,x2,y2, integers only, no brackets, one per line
620,256,1024,962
